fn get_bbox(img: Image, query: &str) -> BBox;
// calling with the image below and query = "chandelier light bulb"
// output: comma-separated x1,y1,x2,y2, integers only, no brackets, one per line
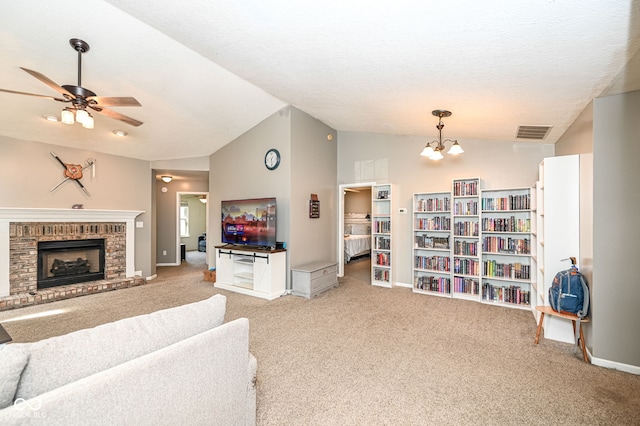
61,108,75,125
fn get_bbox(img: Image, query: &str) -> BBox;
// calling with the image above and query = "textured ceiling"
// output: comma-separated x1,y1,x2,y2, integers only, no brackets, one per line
0,1,638,161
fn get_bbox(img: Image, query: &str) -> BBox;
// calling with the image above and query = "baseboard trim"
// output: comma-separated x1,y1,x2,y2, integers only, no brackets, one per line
591,355,640,375
394,281,412,289
146,274,158,281
156,262,180,267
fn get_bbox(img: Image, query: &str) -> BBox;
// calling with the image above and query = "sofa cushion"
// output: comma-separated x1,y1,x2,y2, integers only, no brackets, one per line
14,294,226,400
0,344,29,409
0,318,253,426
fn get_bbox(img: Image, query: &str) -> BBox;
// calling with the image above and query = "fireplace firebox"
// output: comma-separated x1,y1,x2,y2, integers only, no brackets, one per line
38,239,106,288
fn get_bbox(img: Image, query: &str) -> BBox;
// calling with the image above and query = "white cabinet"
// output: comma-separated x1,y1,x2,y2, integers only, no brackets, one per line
537,155,580,343
371,184,394,287
214,246,286,300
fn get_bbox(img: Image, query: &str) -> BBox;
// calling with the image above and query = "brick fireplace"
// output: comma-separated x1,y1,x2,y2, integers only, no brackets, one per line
0,208,144,309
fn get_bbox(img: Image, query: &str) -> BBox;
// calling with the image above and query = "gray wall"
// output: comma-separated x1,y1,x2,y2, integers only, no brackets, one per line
337,132,554,286
0,136,153,277
155,175,208,264
593,89,640,367
209,107,292,269
289,107,337,267
209,106,337,287
555,101,594,156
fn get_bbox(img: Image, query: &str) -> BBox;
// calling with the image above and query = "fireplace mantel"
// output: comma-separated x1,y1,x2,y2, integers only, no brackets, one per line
0,208,144,298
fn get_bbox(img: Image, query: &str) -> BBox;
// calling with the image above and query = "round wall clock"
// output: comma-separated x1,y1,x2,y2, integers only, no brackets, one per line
264,148,281,170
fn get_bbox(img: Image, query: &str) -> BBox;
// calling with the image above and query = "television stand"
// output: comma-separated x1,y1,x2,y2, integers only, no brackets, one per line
213,245,286,300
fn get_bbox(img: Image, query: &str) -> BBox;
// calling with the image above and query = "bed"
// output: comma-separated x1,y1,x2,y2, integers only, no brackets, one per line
344,214,371,262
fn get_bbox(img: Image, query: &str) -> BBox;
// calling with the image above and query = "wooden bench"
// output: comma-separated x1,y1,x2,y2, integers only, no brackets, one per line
534,306,590,363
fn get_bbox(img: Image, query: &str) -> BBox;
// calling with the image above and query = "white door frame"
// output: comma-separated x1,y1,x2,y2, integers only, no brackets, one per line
337,182,375,277
176,191,209,265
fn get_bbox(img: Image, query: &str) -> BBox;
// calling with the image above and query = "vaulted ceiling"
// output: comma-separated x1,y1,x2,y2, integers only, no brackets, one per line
1,1,638,161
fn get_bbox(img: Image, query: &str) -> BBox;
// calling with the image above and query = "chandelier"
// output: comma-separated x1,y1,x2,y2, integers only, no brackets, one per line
420,110,464,160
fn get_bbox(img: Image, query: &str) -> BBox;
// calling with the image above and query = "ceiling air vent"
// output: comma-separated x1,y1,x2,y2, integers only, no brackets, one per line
516,125,552,140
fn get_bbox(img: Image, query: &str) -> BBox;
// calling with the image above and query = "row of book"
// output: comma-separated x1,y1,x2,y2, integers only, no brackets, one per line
453,181,479,197
453,258,480,275
415,197,450,212
415,235,450,249
453,277,479,294
453,221,479,237
415,217,450,231
482,217,531,233
453,201,478,215
414,275,450,293
454,240,478,256
481,194,530,211
414,255,450,272
482,236,530,255
375,252,391,266
373,268,390,282
483,261,530,280
482,282,530,305
375,236,390,250
373,220,391,233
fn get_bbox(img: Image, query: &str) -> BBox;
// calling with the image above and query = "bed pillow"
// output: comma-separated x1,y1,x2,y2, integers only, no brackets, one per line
351,224,370,235
344,224,352,235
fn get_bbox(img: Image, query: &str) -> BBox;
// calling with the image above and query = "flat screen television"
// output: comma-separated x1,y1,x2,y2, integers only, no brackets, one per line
221,197,277,249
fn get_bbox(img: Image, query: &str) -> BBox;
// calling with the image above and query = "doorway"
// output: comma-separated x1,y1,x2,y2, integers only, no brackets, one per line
338,182,374,278
176,192,209,267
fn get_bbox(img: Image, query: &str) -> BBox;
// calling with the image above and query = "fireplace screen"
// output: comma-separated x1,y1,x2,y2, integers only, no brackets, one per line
38,239,106,288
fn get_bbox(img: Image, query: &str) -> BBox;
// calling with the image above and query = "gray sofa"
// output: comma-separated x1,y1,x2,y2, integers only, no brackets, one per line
0,294,256,425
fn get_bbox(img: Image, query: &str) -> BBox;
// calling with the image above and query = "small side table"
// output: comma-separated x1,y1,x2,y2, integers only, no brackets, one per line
534,306,590,363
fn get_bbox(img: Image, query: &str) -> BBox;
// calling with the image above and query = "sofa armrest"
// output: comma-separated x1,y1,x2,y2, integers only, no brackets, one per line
0,318,256,426
247,353,257,426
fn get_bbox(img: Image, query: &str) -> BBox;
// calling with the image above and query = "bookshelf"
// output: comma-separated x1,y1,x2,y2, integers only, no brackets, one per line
412,191,451,297
480,187,533,310
452,178,481,302
371,184,394,287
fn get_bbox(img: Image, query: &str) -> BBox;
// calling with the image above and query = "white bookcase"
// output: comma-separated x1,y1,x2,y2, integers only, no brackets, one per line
412,191,451,297
371,184,394,287
480,187,533,310
451,178,481,302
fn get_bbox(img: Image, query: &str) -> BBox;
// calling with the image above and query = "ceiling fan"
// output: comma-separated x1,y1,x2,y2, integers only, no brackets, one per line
0,38,142,128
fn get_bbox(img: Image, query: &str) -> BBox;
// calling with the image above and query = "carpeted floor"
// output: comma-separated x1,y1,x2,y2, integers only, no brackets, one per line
1,253,639,425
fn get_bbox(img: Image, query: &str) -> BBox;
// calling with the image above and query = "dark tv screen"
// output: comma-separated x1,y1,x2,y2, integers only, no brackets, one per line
221,197,277,248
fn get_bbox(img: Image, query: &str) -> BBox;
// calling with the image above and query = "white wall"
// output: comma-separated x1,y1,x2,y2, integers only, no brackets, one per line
338,131,554,286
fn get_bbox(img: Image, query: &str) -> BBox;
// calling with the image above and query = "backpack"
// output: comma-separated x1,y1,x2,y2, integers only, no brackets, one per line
549,258,589,343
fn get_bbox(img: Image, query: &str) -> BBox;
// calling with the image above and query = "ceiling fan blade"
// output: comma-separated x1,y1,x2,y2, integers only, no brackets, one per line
0,88,67,102
87,96,141,107
92,106,143,127
20,67,75,98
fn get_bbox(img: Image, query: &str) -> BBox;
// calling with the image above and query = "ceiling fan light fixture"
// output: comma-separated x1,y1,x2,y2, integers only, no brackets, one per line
75,108,89,125
82,113,94,129
61,108,75,125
